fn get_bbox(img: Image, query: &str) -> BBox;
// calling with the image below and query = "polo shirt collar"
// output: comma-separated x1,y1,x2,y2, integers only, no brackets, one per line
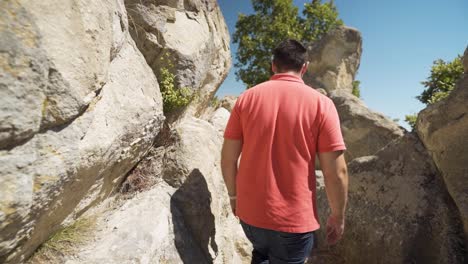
270,73,305,84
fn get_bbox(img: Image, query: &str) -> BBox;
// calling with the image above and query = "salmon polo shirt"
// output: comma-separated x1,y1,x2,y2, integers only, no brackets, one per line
224,73,346,233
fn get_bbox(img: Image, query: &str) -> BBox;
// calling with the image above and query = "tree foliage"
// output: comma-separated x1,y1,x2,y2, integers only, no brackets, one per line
405,55,463,129
158,53,194,114
404,114,417,129
300,0,342,43
159,68,193,113
233,0,342,87
417,55,463,105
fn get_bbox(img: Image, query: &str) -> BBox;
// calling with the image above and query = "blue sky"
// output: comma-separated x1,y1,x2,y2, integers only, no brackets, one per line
216,0,468,129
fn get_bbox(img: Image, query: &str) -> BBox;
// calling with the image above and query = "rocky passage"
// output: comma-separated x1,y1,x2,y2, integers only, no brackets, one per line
0,1,467,263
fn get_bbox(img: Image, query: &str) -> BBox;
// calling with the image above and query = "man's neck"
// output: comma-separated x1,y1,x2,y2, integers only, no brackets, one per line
274,71,302,78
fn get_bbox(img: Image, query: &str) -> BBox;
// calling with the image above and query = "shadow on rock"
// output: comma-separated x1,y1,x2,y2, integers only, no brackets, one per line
170,169,218,264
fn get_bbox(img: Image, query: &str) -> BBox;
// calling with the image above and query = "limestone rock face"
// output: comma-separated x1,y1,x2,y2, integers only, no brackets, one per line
416,50,468,236
329,90,405,161
220,95,238,112
0,0,119,149
167,117,250,263
304,26,362,93
0,1,164,262
313,134,466,264
63,185,200,264
58,116,250,264
125,0,231,114
209,107,231,134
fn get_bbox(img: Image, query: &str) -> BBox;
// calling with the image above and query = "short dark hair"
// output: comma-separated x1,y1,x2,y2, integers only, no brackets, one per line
272,39,308,72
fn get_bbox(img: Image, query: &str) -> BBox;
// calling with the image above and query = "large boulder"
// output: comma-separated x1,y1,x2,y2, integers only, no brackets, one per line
312,134,466,263
0,1,164,262
329,90,405,162
125,0,231,114
304,26,362,93
44,116,250,264
416,47,468,237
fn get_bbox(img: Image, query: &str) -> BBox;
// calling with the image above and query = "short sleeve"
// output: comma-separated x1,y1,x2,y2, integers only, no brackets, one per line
224,99,243,140
317,99,346,153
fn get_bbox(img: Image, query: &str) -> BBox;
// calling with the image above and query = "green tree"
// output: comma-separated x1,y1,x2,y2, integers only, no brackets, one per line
233,0,342,87
404,114,417,129
417,56,463,104
405,55,463,129
300,0,342,43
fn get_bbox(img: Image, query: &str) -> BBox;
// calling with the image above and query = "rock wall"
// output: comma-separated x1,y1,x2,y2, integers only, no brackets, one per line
416,46,468,238
0,1,165,262
125,0,231,115
1,0,244,262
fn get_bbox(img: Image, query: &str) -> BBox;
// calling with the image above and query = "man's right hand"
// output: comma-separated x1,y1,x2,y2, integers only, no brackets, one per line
326,215,345,245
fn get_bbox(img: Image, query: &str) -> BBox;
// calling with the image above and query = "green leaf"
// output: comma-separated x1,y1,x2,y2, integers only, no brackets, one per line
158,62,194,113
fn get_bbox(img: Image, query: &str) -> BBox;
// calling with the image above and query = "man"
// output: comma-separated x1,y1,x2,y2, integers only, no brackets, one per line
221,39,348,264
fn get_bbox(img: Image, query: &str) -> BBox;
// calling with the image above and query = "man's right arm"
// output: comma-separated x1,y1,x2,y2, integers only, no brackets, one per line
318,150,348,245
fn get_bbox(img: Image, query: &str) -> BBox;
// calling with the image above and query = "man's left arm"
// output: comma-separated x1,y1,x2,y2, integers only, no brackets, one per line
221,139,242,215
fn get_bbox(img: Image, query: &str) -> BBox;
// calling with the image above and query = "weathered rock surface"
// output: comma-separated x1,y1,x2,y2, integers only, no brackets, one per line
329,90,405,161
51,116,250,264
0,0,118,149
416,48,468,237
209,107,231,134
167,117,250,263
304,26,362,93
313,134,466,263
220,95,238,112
62,185,200,264
125,0,231,114
0,1,164,262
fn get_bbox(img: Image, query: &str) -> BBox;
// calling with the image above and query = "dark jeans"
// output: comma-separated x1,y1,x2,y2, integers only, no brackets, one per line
240,220,314,264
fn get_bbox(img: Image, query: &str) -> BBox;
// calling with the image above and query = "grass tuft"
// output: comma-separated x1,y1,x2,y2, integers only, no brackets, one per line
28,216,96,263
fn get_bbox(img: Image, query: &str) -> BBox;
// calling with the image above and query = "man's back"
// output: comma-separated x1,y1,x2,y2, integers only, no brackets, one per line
224,73,345,233
221,39,348,263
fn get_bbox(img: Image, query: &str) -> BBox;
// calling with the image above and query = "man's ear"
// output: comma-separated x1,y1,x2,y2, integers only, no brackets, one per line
301,62,309,75
271,61,277,74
